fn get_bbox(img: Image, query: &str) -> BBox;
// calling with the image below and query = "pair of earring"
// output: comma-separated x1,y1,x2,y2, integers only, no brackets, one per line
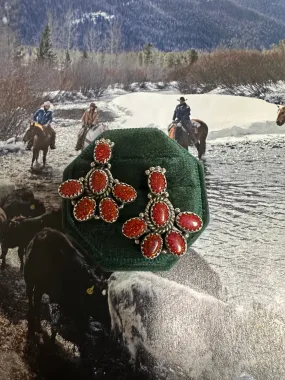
58,138,203,260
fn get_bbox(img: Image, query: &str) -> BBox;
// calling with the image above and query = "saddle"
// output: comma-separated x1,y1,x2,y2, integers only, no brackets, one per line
168,122,188,139
31,122,50,137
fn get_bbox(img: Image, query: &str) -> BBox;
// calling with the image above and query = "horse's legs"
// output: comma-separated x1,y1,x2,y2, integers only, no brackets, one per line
43,148,48,167
198,129,207,159
33,286,43,332
18,246,25,273
49,303,61,343
26,284,35,337
31,148,38,167
0,245,8,270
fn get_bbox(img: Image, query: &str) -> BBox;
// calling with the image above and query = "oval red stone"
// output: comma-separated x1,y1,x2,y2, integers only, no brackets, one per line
73,197,96,221
151,202,170,227
99,198,119,223
113,183,137,203
58,180,84,199
176,212,203,232
165,231,186,256
141,233,163,259
94,142,111,163
148,171,167,194
89,169,108,194
122,218,147,239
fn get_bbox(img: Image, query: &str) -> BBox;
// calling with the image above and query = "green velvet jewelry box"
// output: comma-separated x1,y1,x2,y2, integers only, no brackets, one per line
61,128,209,272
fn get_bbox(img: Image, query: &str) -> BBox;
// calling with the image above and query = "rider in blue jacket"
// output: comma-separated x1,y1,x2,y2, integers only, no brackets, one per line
172,97,199,149
26,101,56,150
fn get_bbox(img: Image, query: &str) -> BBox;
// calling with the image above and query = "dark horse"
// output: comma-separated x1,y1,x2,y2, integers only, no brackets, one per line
276,105,285,126
168,119,208,159
23,122,51,168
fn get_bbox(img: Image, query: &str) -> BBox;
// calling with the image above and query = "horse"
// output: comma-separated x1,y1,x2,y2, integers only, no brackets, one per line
82,123,110,151
23,122,51,168
168,119,208,159
276,105,285,126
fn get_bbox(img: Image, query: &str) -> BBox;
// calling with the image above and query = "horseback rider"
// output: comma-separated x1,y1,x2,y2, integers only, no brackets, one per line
172,97,200,150
75,102,99,151
26,101,56,150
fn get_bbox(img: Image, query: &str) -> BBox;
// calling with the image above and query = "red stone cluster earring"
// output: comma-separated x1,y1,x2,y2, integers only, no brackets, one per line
58,138,137,223
122,167,203,259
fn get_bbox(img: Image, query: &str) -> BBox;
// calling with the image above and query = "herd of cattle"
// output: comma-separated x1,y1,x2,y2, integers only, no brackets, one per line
0,188,110,364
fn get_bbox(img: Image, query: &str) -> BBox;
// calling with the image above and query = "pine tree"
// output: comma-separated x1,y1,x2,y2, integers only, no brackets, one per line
143,43,154,65
82,50,88,59
186,49,198,65
64,49,71,67
37,24,56,63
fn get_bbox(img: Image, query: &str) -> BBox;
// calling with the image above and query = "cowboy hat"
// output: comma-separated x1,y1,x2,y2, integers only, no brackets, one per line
177,97,187,102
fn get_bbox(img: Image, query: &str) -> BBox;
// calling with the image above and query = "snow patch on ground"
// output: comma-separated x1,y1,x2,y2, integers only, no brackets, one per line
106,92,279,139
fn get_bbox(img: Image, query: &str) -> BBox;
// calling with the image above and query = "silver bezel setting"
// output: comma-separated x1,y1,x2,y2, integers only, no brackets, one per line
58,179,84,200
88,169,110,196
147,166,167,195
165,230,187,257
112,182,137,204
175,212,203,233
99,197,119,223
141,233,163,260
73,197,96,222
122,217,148,239
93,138,114,164
145,196,175,234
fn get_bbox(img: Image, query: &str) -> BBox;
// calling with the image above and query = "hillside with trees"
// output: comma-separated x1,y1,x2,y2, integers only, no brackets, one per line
1,0,285,51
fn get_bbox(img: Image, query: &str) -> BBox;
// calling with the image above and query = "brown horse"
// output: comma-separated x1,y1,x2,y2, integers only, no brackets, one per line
276,105,285,126
23,122,51,168
168,119,208,159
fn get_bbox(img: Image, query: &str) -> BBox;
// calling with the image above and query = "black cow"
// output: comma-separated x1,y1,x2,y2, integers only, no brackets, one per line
1,208,62,272
24,228,110,348
2,194,45,220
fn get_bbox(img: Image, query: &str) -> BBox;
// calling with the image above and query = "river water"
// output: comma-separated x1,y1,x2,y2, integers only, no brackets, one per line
196,135,285,312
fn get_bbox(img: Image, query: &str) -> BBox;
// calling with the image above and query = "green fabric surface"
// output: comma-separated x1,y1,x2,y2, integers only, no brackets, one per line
62,128,209,272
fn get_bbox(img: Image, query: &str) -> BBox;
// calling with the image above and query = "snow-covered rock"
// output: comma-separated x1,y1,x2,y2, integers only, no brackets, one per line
158,248,224,300
108,272,285,380
0,140,24,155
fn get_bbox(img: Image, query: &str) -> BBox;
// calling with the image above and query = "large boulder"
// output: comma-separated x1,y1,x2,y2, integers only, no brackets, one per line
108,272,285,380
157,248,224,300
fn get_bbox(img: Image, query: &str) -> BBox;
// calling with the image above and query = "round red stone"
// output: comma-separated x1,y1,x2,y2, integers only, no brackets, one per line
165,231,186,256
122,218,147,239
176,212,203,232
151,202,170,227
148,171,167,194
99,198,119,223
89,169,108,194
74,197,96,221
141,233,163,259
58,180,83,199
94,142,111,163
113,183,137,203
